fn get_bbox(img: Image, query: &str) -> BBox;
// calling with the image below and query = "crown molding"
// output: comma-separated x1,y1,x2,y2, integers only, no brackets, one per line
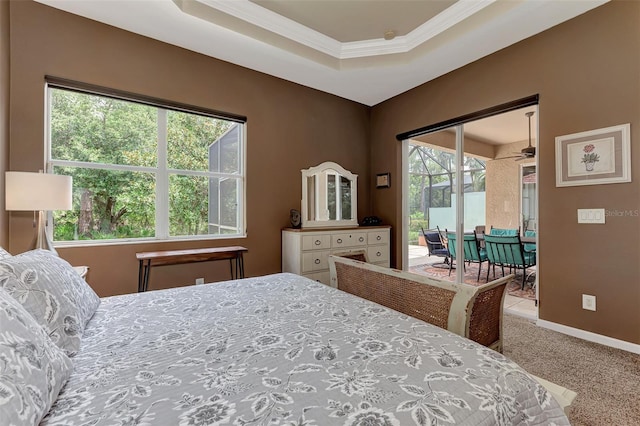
190,0,496,60
195,0,341,57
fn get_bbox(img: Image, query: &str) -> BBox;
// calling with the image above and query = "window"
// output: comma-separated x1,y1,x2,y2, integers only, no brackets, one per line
47,84,245,243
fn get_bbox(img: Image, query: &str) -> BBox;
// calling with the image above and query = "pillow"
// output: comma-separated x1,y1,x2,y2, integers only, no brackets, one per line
0,286,73,425
0,249,100,356
0,246,11,260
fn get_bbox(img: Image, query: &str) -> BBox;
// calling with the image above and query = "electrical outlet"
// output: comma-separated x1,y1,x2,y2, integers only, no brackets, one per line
582,294,596,311
195,278,205,285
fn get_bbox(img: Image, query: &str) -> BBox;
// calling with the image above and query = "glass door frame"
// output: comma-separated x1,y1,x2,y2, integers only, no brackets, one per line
520,160,539,304
401,126,465,284
399,95,540,291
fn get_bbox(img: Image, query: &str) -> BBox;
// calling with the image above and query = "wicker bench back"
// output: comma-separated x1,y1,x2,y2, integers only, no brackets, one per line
333,261,456,330
328,256,511,352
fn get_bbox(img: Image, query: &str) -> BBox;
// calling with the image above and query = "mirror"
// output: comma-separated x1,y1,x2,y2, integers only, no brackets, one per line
301,162,358,228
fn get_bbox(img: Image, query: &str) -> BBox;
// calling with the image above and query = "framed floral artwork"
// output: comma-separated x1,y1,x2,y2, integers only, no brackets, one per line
555,123,631,187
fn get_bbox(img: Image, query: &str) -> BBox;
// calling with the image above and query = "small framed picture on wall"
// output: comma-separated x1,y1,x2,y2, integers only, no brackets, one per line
376,173,390,188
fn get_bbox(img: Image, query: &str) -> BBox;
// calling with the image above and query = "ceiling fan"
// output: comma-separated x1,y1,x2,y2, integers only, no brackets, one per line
499,111,536,161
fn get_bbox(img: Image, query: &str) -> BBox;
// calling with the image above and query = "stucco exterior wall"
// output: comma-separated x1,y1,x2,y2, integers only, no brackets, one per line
485,140,533,230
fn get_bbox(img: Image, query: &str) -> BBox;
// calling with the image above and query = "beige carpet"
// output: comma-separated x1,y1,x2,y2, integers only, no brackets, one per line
503,314,640,425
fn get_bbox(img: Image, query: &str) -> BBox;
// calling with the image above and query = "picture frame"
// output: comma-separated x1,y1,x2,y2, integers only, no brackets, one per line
555,123,631,187
376,172,390,188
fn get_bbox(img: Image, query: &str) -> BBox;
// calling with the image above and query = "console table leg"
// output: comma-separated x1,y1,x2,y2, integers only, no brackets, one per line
138,260,144,293
143,260,151,292
238,253,245,278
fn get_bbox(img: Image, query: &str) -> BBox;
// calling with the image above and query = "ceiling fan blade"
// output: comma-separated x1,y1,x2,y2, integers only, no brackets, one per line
496,155,525,160
495,152,536,160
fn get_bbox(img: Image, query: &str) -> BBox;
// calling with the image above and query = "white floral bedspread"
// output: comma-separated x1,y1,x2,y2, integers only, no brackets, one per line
42,273,569,425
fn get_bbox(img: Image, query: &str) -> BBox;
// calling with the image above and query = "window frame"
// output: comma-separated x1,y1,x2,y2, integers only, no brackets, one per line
45,78,247,246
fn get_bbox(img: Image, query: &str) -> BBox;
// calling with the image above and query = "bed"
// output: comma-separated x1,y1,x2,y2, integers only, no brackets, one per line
0,250,570,425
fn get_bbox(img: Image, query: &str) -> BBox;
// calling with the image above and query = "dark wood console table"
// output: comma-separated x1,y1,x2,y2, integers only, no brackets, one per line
136,246,248,292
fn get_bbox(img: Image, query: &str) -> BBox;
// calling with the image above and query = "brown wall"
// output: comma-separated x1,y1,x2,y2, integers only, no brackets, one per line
371,0,640,344
0,0,9,247
7,1,371,296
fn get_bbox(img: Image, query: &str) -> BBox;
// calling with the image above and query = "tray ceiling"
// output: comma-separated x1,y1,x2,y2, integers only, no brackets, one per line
36,0,608,106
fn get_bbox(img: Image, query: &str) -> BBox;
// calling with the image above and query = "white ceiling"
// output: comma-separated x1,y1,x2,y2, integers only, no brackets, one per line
35,0,606,142
465,106,537,145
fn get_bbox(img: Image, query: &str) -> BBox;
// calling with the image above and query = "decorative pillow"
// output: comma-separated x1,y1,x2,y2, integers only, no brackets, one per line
0,249,100,356
0,286,73,425
0,246,11,260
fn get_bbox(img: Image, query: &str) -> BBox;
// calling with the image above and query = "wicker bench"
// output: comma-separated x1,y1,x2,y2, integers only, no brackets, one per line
328,255,511,352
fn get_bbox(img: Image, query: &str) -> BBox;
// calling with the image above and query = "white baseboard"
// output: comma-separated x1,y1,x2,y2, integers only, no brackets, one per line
505,306,537,321
537,319,640,355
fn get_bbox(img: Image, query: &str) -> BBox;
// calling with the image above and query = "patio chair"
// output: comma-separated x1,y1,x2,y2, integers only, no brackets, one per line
484,234,536,289
489,226,520,236
446,230,488,281
421,227,449,264
523,229,536,254
475,225,486,249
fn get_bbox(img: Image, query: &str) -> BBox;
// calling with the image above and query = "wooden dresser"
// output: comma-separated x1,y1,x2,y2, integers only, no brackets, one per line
282,226,391,286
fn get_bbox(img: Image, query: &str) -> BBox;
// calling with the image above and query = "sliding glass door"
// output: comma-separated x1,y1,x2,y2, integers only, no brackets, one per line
403,125,467,284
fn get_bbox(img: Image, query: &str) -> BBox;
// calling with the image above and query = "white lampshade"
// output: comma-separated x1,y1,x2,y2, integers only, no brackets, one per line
5,171,73,211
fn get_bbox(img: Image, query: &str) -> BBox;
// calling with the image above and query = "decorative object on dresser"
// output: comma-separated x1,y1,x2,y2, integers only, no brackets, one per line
282,226,390,286
289,208,301,228
300,161,357,228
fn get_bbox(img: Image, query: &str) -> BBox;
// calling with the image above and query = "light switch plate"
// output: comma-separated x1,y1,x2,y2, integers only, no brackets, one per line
577,208,605,224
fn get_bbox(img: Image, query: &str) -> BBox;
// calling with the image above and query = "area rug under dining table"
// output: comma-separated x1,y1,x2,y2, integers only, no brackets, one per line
409,262,537,300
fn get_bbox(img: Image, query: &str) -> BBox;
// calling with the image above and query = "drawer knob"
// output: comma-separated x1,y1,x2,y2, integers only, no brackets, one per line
315,240,321,245
359,237,364,242
337,238,343,244
315,259,321,264
376,252,381,257
377,235,381,241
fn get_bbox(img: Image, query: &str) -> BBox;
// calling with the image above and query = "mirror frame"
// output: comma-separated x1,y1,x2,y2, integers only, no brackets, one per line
301,161,358,228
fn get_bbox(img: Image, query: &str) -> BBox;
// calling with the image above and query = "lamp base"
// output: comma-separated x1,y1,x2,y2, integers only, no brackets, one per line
32,210,59,256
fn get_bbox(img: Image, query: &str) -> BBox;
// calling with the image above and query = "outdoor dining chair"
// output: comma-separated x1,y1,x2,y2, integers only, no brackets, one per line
489,226,520,236
446,230,488,281
421,227,449,264
523,229,537,254
483,234,536,288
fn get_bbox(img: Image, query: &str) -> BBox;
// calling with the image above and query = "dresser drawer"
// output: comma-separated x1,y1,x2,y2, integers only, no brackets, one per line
367,246,389,264
302,235,331,251
304,271,330,286
331,232,367,248
302,250,330,272
367,230,389,245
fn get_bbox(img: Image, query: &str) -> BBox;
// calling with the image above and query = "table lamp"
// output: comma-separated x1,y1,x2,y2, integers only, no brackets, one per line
5,171,73,255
